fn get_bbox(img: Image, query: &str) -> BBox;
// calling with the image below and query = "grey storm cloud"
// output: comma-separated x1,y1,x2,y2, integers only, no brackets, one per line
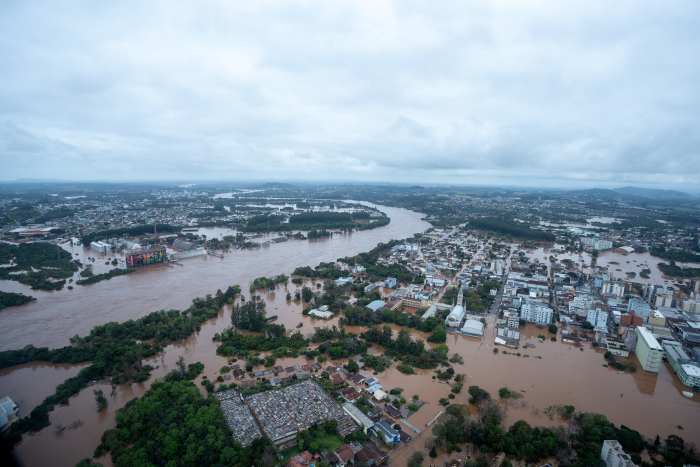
0,0,699,188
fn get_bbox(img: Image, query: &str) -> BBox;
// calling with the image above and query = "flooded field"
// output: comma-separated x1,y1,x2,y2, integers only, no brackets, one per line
522,244,699,286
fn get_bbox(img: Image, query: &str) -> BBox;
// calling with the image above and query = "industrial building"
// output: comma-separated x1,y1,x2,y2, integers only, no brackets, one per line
342,402,375,434
172,238,197,251
125,246,165,267
635,327,663,373
7,227,53,236
90,240,111,252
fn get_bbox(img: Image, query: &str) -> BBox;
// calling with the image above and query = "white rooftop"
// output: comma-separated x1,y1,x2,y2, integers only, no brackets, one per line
637,327,662,351
681,364,700,377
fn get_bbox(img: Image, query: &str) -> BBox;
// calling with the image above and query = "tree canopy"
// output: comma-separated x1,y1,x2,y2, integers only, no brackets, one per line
95,380,276,467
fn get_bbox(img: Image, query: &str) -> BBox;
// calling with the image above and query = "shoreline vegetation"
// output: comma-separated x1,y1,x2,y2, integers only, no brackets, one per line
244,211,390,233
79,212,390,250
1,237,697,467
0,290,36,310
657,261,700,278
0,242,79,291
650,247,700,263
75,268,134,285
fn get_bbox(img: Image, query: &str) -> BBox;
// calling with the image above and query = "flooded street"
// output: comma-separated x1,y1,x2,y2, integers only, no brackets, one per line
7,302,700,467
2,206,700,467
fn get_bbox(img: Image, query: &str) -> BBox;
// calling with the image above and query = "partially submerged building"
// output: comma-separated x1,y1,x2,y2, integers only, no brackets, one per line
635,327,663,373
662,341,700,390
342,402,375,434
461,319,484,337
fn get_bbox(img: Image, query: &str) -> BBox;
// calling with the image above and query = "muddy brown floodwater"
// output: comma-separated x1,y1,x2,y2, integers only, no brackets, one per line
0,204,429,466
2,206,700,467
0,203,428,351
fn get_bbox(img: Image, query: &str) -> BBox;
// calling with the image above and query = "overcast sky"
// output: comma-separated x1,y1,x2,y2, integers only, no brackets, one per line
1,1,699,190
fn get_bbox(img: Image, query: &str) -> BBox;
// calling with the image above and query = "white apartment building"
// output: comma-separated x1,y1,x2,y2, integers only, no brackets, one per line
601,440,638,467
679,299,699,313
587,308,609,329
654,294,674,308
521,301,553,325
497,325,521,340
635,327,663,373
569,295,594,317
581,238,613,250
506,315,520,328
601,282,625,299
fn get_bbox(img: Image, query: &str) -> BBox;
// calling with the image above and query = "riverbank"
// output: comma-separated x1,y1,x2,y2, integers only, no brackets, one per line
0,203,429,351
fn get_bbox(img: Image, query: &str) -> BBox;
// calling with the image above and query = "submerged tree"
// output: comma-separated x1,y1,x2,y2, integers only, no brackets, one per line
94,389,107,412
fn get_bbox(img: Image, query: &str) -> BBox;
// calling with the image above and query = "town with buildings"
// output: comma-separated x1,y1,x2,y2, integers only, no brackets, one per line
1,181,700,467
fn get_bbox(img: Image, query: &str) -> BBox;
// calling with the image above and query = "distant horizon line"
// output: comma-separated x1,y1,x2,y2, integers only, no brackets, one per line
0,178,698,196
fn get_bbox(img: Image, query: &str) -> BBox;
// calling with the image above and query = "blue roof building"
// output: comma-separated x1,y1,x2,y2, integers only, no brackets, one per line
373,420,399,445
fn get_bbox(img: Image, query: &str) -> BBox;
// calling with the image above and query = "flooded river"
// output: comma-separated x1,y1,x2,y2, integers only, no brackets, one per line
2,206,700,466
0,203,428,351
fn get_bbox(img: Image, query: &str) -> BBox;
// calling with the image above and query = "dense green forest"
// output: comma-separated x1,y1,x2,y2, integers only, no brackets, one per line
650,248,700,263
0,291,36,309
468,217,556,242
361,324,448,370
307,228,332,239
216,299,308,357
81,223,178,246
93,380,277,467
657,261,700,278
339,305,443,335
0,242,79,290
3,204,40,223
4,338,159,443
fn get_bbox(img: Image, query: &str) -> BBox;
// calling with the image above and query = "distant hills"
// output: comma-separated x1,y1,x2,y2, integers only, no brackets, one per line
611,186,691,199
564,186,693,200
254,182,296,190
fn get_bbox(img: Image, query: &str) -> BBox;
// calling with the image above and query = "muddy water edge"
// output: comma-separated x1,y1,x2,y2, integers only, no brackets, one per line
9,303,700,467
2,208,700,466
1,204,428,466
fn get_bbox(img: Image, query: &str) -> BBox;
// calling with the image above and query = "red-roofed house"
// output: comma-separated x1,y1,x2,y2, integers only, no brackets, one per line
334,444,355,467
330,372,344,385
355,444,387,467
